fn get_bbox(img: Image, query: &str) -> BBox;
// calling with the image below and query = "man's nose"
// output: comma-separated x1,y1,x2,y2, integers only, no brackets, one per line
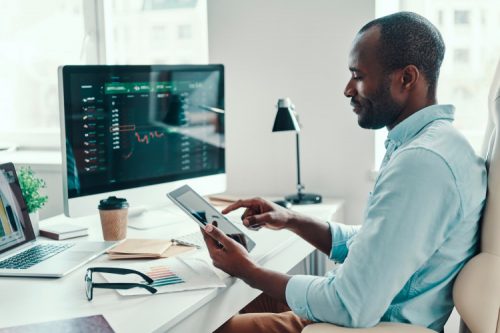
344,80,356,98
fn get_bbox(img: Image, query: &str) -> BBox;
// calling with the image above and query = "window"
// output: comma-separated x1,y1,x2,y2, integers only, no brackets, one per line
107,0,208,65
151,25,168,45
0,0,208,149
438,10,444,26
454,10,470,25
454,48,470,64
0,0,85,147
375,2,500,169
178,24,193,39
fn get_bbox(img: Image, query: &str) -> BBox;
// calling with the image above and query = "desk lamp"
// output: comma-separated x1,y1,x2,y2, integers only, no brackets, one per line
272,98,322,205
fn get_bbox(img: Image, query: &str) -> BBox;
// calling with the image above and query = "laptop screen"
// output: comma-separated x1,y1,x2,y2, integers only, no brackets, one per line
0,163,35,254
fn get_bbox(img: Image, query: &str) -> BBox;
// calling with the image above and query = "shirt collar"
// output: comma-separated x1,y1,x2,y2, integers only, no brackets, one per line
385,104,455,149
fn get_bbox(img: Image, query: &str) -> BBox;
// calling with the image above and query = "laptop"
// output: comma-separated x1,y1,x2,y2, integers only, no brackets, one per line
0,163,116,278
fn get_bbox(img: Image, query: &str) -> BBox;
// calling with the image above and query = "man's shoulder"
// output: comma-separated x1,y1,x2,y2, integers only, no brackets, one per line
397,118,479,170
391,119,486,212
407,118,462,145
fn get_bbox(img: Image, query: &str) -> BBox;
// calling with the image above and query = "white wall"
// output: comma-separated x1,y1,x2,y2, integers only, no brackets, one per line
207,0,376,225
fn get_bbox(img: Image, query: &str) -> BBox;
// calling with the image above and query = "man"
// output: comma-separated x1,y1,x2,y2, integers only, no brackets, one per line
202,11,487,333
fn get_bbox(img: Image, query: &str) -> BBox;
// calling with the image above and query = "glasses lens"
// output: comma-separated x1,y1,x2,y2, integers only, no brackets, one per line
85,270,92,301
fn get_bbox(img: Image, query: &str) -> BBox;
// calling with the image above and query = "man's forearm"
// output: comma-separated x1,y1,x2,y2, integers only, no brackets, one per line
287,213,332,255
241,265,291,303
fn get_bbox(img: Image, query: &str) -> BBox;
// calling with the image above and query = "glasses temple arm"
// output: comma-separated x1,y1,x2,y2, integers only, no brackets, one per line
92,282,157,294
88,267,154,284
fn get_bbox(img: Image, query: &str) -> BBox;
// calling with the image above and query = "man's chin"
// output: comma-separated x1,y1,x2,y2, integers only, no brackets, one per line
357,114,371,129
357,116,385,130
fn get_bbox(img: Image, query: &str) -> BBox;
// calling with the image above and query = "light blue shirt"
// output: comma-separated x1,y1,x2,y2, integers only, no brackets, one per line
285,105,487,331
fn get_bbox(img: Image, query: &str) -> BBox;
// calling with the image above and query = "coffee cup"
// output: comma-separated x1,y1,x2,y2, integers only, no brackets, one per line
98,196,129,241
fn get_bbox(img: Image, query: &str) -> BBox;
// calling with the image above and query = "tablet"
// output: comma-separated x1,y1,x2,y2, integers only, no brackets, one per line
167,185,256,252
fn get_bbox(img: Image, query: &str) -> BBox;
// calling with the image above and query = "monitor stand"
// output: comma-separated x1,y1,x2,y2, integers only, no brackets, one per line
127,203,188,230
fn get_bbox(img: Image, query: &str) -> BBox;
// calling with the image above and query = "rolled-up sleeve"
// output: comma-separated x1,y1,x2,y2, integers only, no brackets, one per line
285,275,318,318
328,222,360,263
285,148,461,327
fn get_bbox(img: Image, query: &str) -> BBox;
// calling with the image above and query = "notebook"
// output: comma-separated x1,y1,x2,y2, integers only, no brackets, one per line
0,163,117,278
39,223,88,240
107,239,196,259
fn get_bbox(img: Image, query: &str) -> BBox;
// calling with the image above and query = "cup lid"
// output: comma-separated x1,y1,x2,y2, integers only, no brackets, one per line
98,196,129,210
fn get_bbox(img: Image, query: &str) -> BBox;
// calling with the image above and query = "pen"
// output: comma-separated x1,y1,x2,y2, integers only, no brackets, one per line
171,238,202,249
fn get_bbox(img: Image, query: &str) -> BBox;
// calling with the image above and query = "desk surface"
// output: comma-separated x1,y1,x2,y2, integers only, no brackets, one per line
0,199,343,333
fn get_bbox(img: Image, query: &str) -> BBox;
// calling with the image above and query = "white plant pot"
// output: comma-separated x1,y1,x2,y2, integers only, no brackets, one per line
29,211,40,236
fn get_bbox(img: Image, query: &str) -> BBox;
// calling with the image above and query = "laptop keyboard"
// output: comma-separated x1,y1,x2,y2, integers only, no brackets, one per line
0,243,74,269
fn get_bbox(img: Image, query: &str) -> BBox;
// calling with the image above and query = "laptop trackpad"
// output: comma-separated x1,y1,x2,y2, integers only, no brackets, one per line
61,251,95,262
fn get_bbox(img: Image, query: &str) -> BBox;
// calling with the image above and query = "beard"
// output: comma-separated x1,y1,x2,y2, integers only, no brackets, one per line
352,79,403,130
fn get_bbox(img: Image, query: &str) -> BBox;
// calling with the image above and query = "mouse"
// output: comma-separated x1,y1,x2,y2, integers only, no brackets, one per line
273,199,292,209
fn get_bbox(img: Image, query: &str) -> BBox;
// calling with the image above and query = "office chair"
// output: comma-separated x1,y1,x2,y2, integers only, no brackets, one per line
303,58,500,333
452,58,500,333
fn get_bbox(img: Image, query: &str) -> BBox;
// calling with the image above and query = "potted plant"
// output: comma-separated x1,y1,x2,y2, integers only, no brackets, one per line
18,167,48,235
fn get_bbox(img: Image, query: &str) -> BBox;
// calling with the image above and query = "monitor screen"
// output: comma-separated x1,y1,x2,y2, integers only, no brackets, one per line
59,65,225,217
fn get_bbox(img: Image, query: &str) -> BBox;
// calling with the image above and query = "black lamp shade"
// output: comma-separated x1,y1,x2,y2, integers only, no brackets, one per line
272,107,300,132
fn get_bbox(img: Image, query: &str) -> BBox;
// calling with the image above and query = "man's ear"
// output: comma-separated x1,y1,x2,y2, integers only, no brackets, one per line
401,65,420,90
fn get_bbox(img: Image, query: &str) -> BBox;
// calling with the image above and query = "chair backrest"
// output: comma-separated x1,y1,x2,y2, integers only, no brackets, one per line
453,59,500,333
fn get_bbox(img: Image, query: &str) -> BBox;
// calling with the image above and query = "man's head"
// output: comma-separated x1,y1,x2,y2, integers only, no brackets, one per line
344,12,445,130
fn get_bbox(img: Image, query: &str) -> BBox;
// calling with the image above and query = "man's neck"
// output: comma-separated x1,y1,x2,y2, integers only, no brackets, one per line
386,96,437,131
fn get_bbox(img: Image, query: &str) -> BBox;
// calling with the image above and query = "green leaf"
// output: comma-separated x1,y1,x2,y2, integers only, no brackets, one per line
18,167,48,214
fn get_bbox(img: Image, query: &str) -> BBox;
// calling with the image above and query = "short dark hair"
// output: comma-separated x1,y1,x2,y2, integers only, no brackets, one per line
359,12,445,98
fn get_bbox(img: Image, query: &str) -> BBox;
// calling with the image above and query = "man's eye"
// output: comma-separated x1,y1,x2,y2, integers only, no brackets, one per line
351,73,362,80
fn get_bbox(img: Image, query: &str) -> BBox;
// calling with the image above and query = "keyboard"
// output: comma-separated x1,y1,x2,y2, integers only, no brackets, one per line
0,243,74,269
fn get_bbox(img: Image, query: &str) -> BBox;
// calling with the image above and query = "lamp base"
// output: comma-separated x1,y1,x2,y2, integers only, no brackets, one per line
285,193,322,205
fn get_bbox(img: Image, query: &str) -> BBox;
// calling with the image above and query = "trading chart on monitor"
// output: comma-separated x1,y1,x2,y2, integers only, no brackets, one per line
63,66,225,198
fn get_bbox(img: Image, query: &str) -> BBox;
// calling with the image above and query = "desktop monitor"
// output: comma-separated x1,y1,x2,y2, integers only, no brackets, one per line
58,65,225,218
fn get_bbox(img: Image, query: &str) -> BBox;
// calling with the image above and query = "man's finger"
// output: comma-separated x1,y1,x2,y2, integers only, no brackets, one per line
201,227,224,254
201,227,219,245
205,223,232,247
200,227,211,241
222,200,249,214
245,212,272,226
243,218,263,230
241,207,258,220
222,198,261,214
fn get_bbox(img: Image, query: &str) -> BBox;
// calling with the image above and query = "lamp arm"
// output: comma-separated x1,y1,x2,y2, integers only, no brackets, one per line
295,132,304,196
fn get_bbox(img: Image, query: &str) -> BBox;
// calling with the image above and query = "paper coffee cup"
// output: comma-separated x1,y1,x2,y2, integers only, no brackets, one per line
98,196,129,241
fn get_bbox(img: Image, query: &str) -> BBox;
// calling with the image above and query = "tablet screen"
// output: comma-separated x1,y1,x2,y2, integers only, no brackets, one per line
168,185,256,252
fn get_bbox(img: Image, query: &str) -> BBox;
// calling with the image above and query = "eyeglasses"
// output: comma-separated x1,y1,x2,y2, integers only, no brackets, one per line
85,267,158,301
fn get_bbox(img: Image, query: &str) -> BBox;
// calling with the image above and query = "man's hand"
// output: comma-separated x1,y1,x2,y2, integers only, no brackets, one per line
224,197,334,255
201,223,257,278
222,198,297,230
201,222,291,303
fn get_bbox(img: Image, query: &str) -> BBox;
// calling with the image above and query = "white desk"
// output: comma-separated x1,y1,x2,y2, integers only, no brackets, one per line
0,200,343,332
